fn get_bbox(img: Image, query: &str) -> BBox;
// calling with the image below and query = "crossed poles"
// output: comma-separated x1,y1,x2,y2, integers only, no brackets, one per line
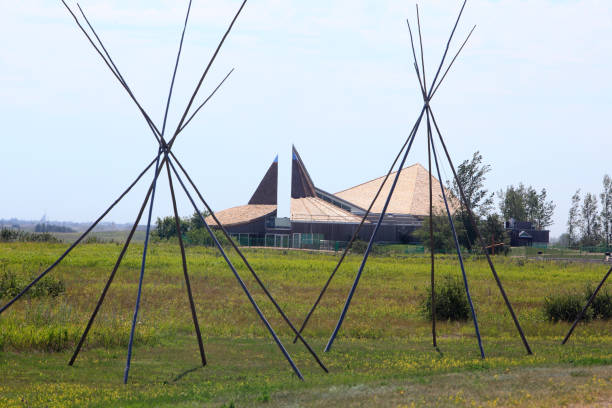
294,0,533,358
0,0,328,383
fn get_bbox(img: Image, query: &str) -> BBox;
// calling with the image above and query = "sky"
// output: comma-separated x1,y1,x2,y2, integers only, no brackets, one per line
1,0,611,238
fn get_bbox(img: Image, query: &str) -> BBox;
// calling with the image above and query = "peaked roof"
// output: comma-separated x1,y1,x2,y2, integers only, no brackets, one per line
248,156,278,205
291,146,317,199
334,163,456,216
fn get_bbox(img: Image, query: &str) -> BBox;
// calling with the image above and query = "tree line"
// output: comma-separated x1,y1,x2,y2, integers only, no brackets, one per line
564,175,612,248
416,151,555,252
153,211,231,247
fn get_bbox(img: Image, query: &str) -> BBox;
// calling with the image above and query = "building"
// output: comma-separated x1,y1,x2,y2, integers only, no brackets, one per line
207,146,454,248
504,219,550,247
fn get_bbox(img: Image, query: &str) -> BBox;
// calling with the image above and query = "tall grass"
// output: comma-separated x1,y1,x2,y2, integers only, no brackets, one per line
0,241,610,353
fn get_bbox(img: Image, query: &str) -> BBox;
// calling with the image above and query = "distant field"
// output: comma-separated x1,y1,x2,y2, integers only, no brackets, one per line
0,242,610,407
510,246,611,261
52,230,147,243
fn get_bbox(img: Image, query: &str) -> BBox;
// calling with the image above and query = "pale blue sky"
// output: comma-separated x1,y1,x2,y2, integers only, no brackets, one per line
1,0,611,237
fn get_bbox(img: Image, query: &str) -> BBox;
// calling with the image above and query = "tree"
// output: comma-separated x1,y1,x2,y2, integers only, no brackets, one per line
581,193,601,246
498,184,555,230
154,216,190,240
448,151,494,249
449,151,494,217
567,189,581,247
498,184,528,222
189,210,211,230
529,188,555,230
601,175,612,247
414,213,466,253
479,214,510,254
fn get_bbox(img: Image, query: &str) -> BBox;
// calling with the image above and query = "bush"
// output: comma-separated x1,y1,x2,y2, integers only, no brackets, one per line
350,240,383,256
422,275,470,321
544,292,591,323
0,269,65,300
184,228,232,247
543,285,612,323
586,285,612,320
82,235,107,244
0,228,60,243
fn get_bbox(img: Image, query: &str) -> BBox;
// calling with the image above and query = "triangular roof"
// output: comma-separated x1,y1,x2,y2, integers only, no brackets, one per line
248,156,278,205
291,145,317,198
334,163,456,216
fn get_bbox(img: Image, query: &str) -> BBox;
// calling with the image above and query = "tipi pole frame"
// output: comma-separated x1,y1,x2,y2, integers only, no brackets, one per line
168,152,329,373
166,157,304,380
324,107,426,352
562,266,612,345
7,0,308,382
293,1,477,345
315,1,532,357
0,154,160,317
428,106,533,355
427,114,485,358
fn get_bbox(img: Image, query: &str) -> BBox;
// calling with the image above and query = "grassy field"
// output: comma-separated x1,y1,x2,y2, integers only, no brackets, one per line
51,230,147,244
0,241,611,407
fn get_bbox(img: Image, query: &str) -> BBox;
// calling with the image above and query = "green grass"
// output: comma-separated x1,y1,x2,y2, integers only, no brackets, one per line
511,246,610,261
0,241,611,407
51,230,147,244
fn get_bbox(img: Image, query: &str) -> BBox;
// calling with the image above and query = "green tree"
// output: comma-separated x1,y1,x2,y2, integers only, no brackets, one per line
499,184,554,230
449,151,494,217
528,188,555,230
567,189,581,247
479,214,510,254
448,151,494,250
154,216,190,239
498,184,528,222
601,175,612,247
581,193,601,246
415,212,466,253
189,210,211,230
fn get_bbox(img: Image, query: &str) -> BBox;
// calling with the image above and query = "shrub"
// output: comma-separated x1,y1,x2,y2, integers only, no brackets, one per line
0,228,60,243
422,275,470,321
586,285,612,320
82,235,106,244
0,269,65,300
543,285,612,322
350,240,383,256
544,292,591,323
184,228,232,247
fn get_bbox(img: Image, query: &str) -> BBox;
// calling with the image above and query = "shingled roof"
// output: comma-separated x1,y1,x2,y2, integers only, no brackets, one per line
290,197,364,223
334,163,456,216
206,204,276,227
